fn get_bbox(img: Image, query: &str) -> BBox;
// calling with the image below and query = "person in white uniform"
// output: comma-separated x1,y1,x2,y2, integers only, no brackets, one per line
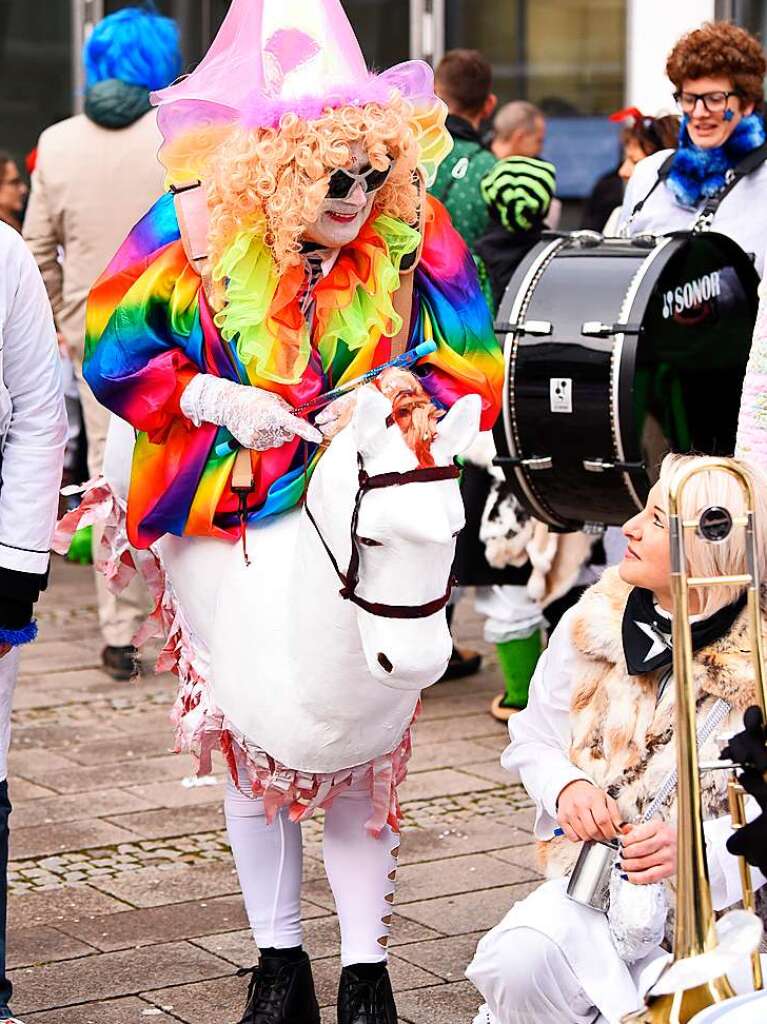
619,22,767,276
0,225,67,1022
467,453,767,1024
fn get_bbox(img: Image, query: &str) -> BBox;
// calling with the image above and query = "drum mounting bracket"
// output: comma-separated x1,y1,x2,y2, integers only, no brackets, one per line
581,321,642,338
494,319,552,336
583,458,645,474
494,455,553,471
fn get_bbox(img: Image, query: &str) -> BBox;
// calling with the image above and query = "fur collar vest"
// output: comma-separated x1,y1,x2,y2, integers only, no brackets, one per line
541,567,760,880
667,113,766,208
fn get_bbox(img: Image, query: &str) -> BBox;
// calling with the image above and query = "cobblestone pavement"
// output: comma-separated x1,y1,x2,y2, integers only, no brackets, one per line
8,558,539,1023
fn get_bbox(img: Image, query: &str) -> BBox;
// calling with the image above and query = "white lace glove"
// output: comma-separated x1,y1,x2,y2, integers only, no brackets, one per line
181,374,321,450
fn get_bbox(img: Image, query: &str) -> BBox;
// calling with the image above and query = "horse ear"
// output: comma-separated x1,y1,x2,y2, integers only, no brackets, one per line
433,394,482,459
353,385,392,456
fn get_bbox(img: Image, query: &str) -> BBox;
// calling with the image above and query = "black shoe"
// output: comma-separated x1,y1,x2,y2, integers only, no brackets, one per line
101,645,140,681
337,964,397,1024
437,645,482,682
237,951,320,1024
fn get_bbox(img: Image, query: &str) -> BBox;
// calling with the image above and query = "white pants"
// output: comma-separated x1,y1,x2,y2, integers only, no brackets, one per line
474,586,543,645
467,879,668,1024
225,777,398,965
0,649,19,783
468,878,764,1024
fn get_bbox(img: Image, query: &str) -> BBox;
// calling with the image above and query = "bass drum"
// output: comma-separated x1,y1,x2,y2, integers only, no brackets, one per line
494,231,759,530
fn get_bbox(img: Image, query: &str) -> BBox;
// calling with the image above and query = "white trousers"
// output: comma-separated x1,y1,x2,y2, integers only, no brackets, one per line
0,649,19,783
225,778,398,965
473,586,544,645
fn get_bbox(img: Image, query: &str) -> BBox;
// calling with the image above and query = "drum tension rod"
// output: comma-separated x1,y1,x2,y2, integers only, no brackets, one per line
494,455,553,471
581,322,642,338
583,458,645,474
494,320,553,337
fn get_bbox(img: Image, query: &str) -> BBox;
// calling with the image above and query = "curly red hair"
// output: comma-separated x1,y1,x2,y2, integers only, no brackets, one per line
666,21,766,107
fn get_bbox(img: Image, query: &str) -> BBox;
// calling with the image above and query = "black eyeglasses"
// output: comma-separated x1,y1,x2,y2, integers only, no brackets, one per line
673,90,741,115
326,160,394,200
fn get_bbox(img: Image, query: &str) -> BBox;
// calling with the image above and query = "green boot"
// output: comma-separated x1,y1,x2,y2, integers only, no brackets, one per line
67,524,93,565
490,630,542,722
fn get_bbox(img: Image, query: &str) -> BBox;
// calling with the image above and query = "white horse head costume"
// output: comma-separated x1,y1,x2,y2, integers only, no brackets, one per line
109,382,481,774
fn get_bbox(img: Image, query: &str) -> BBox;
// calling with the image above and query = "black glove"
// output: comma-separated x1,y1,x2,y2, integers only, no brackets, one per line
723,706,767,873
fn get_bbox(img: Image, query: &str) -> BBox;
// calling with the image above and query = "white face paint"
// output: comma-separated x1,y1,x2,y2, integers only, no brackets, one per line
303,142,377,249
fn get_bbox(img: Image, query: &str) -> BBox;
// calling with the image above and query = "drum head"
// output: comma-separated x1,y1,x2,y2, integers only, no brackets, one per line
496,231,759,530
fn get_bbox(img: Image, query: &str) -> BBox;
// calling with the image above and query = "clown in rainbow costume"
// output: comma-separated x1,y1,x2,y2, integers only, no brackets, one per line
78,2,501,1021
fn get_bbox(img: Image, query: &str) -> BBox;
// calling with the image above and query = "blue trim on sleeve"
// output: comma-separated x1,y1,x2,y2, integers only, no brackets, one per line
0,621,38,646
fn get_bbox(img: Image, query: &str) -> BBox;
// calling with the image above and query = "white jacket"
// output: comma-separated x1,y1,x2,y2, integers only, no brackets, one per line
0,224,67,577
618,148,767,277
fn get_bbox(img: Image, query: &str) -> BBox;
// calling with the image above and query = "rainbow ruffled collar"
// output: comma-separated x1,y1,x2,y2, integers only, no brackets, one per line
212,213,421,385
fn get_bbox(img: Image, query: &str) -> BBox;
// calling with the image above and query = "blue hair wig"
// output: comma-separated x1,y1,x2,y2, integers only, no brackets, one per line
84,6,183,92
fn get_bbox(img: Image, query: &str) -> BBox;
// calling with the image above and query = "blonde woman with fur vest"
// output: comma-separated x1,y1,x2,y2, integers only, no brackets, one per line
468,453,767,1024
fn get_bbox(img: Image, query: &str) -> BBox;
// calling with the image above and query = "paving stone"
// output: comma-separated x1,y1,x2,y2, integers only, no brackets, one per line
460,758,517,786
57,895,248,952
11,940,231,1014
406,737,506,773
25,996,178,1023
6,924,97,970
413,713,503,745
121,778,225,810
487,842,545,877
393,851,537,904
31,754,186,795
6,777,57,801
396,819,534,865
392,930,486,981
396,979,484,1023
13,789,156,829
87,860,241,908
395,881,538,935
141,973,245,1024
105,802,226,841
64,731,176,767
11,819,139,861
8,748,82,777
8,884,130,929
399,768,500,803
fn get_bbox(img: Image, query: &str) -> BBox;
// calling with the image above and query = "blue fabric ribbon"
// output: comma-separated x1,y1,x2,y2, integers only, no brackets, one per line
666,113,766,207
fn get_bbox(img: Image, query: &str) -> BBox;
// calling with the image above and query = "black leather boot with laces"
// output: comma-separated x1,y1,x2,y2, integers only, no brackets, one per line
237,949,320,1024
337,964,397,1024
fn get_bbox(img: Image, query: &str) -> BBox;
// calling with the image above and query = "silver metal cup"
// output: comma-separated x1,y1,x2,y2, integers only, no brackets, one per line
566,838,619,912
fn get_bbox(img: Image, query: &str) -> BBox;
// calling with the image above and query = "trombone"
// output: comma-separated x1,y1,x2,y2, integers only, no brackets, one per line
623,456,767,1024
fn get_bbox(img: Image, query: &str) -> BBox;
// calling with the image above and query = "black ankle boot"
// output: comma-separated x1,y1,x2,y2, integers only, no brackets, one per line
337,964,397,1024
237,950,320,1024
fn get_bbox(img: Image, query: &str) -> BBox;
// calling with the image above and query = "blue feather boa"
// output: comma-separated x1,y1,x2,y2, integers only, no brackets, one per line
0,621,38,647
667,113,766,207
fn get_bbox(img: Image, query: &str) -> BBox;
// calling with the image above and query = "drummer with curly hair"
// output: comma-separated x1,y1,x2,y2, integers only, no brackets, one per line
619,21,767,275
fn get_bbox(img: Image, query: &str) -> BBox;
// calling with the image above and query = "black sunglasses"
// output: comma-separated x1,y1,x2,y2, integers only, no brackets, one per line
326,160,394,200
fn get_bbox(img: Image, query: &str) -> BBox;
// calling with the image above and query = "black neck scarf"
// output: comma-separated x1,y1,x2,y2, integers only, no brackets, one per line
622,586,746,676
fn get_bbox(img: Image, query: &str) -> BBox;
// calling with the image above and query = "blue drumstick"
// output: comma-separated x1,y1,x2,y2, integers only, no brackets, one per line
213,340,437,458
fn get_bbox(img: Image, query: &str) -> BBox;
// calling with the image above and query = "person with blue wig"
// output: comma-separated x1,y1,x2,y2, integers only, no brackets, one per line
23,5,183,681
83,5,183,127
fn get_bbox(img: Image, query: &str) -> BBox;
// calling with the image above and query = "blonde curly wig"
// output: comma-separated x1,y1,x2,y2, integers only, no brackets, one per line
205,95,421,288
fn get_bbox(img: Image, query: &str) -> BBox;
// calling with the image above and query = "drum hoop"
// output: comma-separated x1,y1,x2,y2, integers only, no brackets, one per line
610,235,677,512
501,237,569,526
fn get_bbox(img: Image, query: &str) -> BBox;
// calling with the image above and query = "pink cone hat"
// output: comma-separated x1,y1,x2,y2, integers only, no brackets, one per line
151,0,450,184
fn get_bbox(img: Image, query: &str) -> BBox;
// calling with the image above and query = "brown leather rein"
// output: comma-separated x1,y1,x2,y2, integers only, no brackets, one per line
304,452,460,619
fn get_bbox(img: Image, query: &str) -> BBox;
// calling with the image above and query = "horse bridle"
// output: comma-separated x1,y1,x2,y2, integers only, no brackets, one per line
304,452,460,619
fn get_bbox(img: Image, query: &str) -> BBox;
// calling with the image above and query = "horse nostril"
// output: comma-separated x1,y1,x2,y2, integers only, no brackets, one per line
377,652,393,673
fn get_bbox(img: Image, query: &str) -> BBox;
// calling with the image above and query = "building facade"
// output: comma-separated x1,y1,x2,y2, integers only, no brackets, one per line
0,0,764,198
